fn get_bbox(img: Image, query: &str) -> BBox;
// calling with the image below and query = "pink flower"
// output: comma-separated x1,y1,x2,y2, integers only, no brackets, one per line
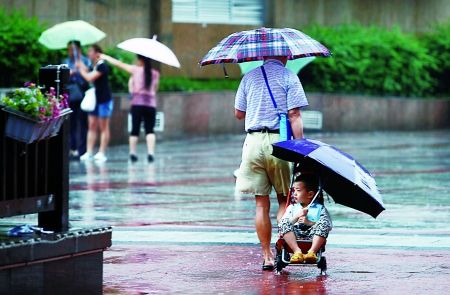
24,82,36,88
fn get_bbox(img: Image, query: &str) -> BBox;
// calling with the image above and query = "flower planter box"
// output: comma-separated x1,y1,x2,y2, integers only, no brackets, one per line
2,107,72,144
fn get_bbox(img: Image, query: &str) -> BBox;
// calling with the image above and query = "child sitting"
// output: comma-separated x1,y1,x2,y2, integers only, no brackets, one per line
278,173,332,264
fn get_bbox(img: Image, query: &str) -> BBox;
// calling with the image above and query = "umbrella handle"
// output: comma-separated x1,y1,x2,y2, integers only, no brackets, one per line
306,188,321,210
72,43,79,61
222,63,229,79
306,177,323,209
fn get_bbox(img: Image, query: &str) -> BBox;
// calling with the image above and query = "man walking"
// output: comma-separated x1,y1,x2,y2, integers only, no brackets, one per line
234,56,308,270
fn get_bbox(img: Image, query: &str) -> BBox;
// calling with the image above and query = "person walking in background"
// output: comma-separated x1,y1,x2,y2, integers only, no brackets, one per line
64,40,90,160
234,56,307,270
100,53,160,163
76,44,113,163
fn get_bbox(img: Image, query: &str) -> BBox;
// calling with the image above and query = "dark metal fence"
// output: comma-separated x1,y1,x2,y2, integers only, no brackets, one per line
0,107,69,231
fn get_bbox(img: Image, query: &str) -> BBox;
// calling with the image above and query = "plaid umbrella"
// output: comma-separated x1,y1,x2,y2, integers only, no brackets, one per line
200,27,331,66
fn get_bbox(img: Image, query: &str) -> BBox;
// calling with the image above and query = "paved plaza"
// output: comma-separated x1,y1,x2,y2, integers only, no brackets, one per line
18,130,450,294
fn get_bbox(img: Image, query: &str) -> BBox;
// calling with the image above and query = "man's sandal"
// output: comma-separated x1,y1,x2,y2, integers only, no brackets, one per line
262,260,274,271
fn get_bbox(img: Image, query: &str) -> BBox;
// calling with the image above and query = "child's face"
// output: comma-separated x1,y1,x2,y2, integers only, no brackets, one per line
292,181,315,205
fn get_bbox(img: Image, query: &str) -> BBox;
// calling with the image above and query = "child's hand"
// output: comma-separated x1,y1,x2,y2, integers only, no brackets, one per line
302,208,308,216
290,207,310,225
293,209,305,219
298,216,313,226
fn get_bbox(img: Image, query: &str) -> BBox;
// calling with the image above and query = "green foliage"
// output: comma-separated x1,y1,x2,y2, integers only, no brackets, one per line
301,24,438,97
159,77,240,92
104,48,135,92
0,9,60,87
421,21,450,95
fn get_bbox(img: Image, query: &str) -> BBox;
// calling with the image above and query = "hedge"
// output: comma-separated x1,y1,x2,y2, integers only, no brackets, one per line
421,21,450,96
300,24,438,97
0,9,59,87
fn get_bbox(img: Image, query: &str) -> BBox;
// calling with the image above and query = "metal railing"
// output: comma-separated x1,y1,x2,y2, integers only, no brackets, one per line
0,107,69,231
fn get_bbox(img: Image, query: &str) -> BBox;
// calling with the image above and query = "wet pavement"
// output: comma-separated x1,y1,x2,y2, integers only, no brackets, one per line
12,130,450,294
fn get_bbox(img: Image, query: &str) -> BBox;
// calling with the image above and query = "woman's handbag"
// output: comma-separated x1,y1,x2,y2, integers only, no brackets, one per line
80,87,96,112
260,66,292,141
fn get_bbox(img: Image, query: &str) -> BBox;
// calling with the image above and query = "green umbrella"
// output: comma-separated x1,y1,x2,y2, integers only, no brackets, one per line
38,20,106,49
238,56,315,75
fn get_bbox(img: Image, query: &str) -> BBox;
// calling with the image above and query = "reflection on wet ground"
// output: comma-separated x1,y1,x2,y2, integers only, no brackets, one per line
69,131,450,232
78,131,450,294
103,245,450,294
12,130,450,293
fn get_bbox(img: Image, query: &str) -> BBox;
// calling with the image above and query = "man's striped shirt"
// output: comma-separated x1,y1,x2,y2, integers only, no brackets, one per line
235,59,308,132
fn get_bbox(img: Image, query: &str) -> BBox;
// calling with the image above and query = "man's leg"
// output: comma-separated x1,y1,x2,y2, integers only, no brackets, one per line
276,193,287,222
255,196,273,265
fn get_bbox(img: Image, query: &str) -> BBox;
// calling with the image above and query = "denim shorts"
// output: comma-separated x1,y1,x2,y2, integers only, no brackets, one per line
90,100,113,118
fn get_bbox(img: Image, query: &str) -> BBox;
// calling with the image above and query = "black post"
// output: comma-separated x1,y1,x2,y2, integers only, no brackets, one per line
38,118,70,231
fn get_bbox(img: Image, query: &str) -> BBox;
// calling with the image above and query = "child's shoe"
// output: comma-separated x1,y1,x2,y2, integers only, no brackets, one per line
290,252,304,264
304,251,317,264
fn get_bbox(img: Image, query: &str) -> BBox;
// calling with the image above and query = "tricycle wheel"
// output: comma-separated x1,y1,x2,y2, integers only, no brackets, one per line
317,256,327,275
275,256,284,273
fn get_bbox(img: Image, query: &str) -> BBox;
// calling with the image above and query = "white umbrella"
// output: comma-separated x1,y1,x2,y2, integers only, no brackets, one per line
117,36,181,68
38,20,106,49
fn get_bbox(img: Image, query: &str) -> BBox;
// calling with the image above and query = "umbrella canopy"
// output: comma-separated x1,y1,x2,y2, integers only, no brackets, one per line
200,27,330,66
272,139,385,218
238,56,315,75
117,36,181,68
38,20,106,49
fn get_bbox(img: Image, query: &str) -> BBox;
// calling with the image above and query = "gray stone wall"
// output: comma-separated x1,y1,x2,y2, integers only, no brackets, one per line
108,91,450,144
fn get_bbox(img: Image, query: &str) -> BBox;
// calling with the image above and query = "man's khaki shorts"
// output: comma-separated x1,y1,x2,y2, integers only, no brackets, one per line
235,133,291,196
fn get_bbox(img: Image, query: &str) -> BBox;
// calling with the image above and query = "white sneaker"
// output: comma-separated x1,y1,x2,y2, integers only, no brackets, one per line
94,152,107,162
80,153,93,161
69,150,79,157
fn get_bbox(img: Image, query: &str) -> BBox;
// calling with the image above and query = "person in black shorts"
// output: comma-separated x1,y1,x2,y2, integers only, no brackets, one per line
100,53,160,163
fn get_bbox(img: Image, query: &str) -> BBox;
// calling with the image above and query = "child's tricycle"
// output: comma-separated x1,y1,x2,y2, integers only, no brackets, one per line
271,139,385,274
